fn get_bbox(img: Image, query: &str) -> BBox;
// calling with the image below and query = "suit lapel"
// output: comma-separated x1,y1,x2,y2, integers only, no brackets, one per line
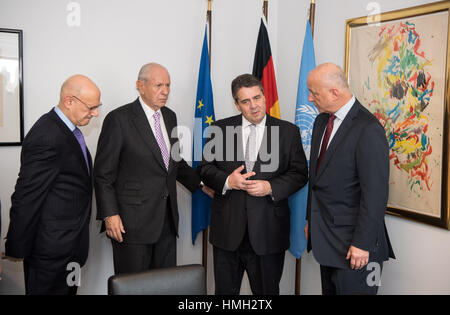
87,148,93,178
131,100,167,172
221,115,245,172
315,101,360,181
231,115,245,171
49,109,91,179
310,113,328,182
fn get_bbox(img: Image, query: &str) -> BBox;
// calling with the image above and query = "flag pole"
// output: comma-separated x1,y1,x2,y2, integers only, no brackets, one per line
202,0,213,272
294,0,316,296
207,0,212,66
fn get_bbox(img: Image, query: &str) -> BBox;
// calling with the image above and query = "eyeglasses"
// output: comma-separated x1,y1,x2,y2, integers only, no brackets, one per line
71,95,102,111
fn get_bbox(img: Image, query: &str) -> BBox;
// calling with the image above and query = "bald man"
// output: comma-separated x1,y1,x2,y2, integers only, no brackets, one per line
94,63,204,274
5,75,101,295
305,63,395,295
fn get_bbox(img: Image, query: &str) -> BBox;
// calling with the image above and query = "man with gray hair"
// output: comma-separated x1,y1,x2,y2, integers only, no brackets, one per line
305,63,395,295
94,63,211,274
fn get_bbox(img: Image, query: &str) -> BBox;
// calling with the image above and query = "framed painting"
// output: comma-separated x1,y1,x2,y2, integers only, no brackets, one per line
0,28,24,146
345,1,450,228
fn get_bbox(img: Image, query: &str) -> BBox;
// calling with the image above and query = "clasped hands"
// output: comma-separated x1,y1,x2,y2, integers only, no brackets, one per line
228,165,271,197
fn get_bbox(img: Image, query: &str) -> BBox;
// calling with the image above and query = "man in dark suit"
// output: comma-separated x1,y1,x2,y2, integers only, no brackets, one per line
94,63,211,274
5,75,101,295
305,63,395,295
198,74,308,295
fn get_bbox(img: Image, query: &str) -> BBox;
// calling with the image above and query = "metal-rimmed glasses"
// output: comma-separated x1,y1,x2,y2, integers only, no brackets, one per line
71,95,102,111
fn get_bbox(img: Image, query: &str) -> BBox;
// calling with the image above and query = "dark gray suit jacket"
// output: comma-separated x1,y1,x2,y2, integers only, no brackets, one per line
198,114,308,255
94,99,200,244
307,99,395,269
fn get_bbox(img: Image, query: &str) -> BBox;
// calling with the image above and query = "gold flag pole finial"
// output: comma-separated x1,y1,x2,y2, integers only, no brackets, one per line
309,0,316,37
207,0,212,12
263,0,268,21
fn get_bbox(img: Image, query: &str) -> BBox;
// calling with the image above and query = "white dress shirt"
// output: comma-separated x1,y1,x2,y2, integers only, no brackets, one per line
320,95,356,150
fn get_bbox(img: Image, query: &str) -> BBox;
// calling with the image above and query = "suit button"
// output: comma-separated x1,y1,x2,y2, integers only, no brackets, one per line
163,194,168,200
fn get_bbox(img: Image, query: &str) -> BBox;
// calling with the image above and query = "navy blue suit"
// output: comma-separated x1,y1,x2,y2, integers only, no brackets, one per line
306,99,395,294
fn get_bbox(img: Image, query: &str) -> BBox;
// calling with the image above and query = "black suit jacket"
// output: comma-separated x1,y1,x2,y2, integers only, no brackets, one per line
307,99,395,269
94,98,200,244
198,114,308,255
6,109,92,268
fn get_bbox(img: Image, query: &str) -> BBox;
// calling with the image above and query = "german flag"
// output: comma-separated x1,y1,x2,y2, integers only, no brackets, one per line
252,17,280,119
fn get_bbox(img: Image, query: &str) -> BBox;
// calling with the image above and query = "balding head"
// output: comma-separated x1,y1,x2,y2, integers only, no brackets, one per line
307,63,352,113
309,63,350,90
60,75,99,101
58,74,101,126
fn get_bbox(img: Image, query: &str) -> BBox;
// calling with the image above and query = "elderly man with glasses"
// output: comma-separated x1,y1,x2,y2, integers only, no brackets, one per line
5,74,101,295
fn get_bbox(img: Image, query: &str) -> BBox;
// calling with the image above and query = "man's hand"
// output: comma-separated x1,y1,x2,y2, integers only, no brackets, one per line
202,185,215,198
346,245,369,270
105,214,126,243
228,165,255,190
244,180,272,197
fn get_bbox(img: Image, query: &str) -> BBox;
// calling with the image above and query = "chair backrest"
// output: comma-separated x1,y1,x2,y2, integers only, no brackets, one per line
107,264,206,295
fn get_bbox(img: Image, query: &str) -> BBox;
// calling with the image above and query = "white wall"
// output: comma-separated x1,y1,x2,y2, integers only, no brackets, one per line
1,0,449,295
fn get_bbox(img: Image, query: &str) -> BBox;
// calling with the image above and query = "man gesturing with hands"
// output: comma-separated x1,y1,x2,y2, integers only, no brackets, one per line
198,74,308,295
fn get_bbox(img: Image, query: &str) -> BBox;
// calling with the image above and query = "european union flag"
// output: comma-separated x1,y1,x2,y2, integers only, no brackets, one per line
288,21,318,259
192,25,215,245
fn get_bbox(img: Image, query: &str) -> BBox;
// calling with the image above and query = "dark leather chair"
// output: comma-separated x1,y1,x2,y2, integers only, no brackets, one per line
107,264,206,295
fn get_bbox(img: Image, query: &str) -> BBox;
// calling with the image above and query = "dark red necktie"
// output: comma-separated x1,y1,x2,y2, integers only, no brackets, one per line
316,114,336,174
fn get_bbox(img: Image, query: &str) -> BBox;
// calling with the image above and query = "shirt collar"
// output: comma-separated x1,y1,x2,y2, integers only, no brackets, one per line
54,106,76,132
334,95,355,121
242,114,266,129
139,96,161,117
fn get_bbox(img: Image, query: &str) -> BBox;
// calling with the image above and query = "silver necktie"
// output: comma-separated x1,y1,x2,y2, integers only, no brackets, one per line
245,124,256,172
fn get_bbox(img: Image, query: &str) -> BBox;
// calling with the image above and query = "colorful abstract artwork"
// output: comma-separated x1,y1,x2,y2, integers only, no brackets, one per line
369,21,435,196
346,5,449,226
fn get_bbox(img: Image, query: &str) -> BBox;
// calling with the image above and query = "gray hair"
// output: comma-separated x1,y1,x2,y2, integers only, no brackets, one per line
137,62,167,81
326,68,349,90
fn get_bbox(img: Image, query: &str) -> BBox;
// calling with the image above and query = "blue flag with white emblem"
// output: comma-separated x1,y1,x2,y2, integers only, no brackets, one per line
192,25,215,245
288,21,318,259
